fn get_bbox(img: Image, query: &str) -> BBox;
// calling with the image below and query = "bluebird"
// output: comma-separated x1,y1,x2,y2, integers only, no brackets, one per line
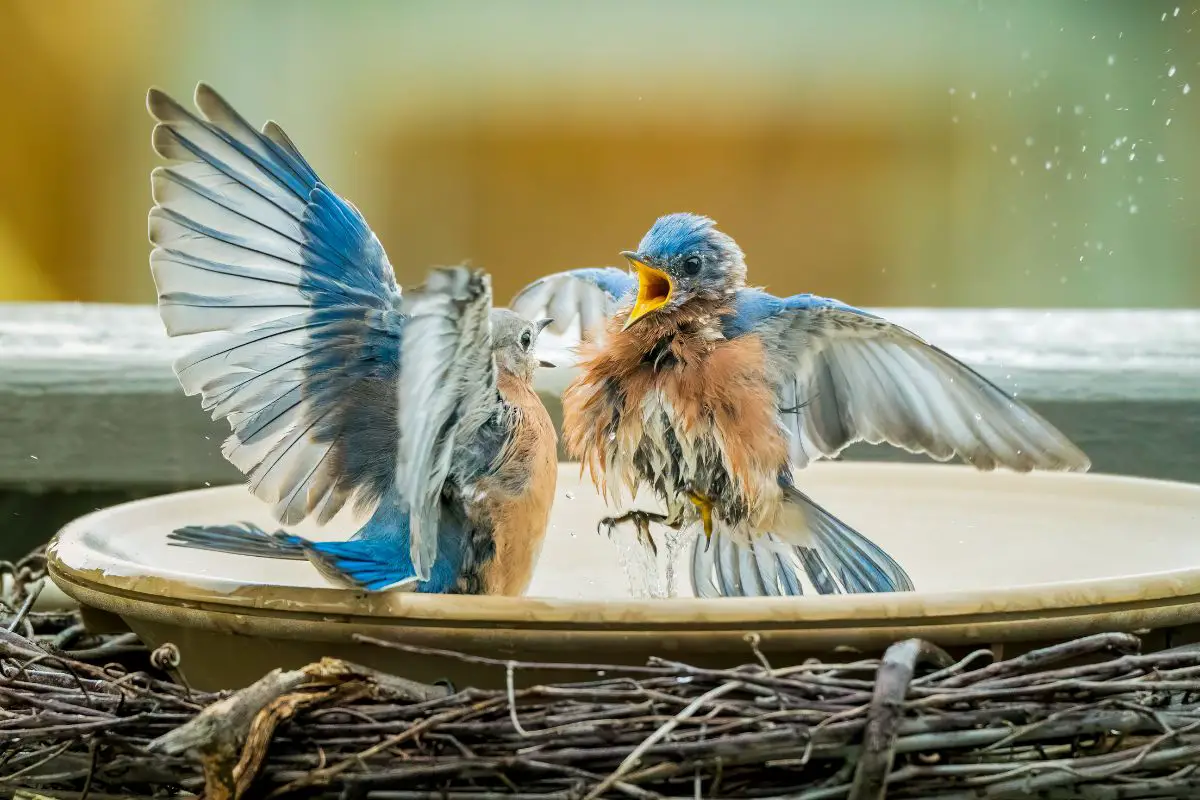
513,212,1090,597
146,84,557,595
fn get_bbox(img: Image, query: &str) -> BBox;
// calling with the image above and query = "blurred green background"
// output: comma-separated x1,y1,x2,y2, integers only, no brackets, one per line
0,0,1196,308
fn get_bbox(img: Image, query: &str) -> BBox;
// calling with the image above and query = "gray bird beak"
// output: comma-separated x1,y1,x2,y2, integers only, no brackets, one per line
535,318,555,367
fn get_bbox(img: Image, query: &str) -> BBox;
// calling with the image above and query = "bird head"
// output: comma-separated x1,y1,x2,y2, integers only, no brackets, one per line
490,309,555,382
620,213,747,330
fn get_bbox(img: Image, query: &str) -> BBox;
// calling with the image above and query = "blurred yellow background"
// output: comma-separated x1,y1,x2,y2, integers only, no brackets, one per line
0,0,1196,308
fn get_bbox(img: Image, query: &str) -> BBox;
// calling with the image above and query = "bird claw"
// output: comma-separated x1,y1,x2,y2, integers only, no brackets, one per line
683,483,716,548
597,509,663,558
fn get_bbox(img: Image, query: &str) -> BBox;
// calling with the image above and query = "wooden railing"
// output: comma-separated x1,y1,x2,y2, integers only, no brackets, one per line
1,303,1197,558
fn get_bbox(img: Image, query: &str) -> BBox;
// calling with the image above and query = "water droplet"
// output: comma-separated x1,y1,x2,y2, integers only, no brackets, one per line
970,91,977,100
973,413,982,421
1044,161,1053,170
1129,152,1136,161
564,491,575,500
1105,92,1112,101
1169,65,1177,77
1157,153,1166,163
204,481,211,487
1175,6,1181,16
1100,154,1109,164
1129,204,1139,214
1025,136,1035,147
1060,276,1069,284
1107,54,1116,66
948,87,957,95
1167,118,1173,126
29,455,37,460
1009,154,1019,165
1185,83,1192,94
597,670,606,677
1074,104,1085,115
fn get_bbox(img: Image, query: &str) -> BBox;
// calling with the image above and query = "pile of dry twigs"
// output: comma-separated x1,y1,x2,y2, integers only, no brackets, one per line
3,550,1200,799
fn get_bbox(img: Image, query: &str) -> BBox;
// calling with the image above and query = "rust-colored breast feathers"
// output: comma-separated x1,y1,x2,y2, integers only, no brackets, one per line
563,314,786,498
478,374,558,596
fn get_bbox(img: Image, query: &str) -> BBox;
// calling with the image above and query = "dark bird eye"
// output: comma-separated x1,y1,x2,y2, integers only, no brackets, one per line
682,255,702,276
520,330,532,350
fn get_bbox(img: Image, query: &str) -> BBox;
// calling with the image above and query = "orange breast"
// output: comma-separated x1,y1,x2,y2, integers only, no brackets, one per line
563,316,787,510
475,374,558,596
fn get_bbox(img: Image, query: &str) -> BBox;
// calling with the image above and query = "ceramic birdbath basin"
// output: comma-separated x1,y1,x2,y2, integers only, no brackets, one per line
47,461,1200,691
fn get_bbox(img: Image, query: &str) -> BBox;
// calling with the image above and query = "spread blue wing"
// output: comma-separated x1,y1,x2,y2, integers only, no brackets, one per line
726,289,1091,472
397,267,502,580
510,267,635,364
695,288,1090,598
148,83,403,527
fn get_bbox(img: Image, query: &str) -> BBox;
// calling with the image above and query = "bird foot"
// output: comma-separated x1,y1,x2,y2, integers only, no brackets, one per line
684,484,716,548
597,509,671,557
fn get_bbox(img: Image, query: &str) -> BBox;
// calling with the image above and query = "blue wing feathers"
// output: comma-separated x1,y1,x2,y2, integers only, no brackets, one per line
722,289,875,339
571,267,637,300
150,84,405,526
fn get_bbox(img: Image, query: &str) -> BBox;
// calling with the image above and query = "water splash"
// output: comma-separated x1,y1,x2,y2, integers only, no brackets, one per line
606,524,690,599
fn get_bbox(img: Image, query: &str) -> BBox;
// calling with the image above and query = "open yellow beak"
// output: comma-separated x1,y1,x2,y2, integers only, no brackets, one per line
621,252,673,330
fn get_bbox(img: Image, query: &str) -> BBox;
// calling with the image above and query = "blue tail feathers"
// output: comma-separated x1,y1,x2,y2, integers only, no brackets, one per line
169,523,307,559
783,484,915,594
689,485,915,598
167,493,470,593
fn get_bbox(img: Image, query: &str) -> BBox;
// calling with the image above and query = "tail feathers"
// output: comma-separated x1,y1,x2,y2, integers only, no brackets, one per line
786,485,915,594
306,540,419,592
688,488,914,597
690,530,802,597
168,522,306,559
167,523,419,593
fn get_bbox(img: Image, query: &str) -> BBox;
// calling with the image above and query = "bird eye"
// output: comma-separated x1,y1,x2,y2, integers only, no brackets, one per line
682,255,702,276
520,330,532,350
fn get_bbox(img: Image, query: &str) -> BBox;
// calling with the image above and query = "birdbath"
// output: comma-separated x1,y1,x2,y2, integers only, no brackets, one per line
47,460,1200,691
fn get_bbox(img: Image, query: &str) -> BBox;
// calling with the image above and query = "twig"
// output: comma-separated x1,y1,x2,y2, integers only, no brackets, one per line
584,680,744,800
5,580,43,633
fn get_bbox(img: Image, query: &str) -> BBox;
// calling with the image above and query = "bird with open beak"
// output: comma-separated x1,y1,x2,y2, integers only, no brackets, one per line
512,212,1091,597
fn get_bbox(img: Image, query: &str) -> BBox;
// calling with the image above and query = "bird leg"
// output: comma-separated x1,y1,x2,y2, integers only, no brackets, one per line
598,508,687,558
684,485,716,547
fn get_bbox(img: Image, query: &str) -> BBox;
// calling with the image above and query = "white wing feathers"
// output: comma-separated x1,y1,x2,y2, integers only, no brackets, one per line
396,267,499,580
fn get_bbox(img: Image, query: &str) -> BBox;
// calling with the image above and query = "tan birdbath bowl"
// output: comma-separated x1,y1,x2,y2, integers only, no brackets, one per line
47,462,1200,691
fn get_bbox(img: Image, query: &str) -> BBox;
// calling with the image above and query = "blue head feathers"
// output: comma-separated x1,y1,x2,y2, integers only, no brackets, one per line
627,213,747,305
